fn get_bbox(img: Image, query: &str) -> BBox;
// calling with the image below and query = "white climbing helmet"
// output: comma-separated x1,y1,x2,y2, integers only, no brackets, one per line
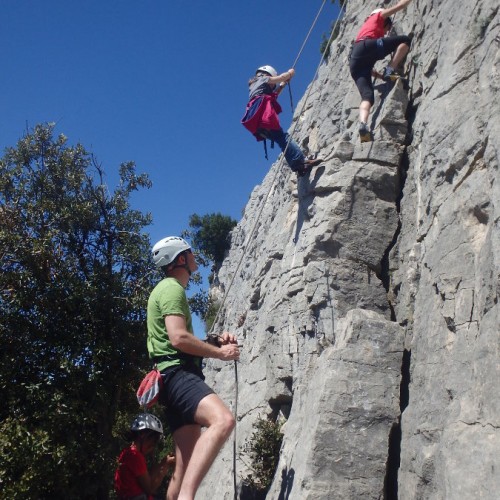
371,8,384,15
256,65,277,77
152,236,191,268
130,413,164,435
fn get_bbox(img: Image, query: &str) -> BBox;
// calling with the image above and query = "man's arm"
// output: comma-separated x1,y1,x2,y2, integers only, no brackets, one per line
137,454,175,494
382,0,412,18
165,314,239,361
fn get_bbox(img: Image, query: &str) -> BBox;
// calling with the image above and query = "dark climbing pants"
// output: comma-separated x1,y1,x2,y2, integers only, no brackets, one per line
349,35,411,104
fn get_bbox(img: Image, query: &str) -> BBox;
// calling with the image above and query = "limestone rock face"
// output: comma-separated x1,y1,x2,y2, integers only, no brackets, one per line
197,1,500,499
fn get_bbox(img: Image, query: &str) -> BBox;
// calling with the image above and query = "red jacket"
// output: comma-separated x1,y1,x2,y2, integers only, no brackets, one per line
355,12,386,42
241,93,282,141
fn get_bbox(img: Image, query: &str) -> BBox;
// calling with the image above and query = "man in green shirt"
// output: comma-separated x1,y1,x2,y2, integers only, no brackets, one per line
147,236,239,500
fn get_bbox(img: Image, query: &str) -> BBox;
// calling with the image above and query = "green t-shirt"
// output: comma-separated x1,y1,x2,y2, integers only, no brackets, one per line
146,277,196,371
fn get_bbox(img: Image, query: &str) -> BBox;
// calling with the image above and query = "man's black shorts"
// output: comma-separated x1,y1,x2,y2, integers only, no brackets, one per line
159,363,214,433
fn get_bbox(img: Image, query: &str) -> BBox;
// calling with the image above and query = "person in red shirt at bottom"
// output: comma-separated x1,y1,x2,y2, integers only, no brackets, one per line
115,413,175,500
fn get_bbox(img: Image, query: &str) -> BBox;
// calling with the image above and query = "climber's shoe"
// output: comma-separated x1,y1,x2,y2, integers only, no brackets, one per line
359,122,372,143
382,66,401,82
296,165,312,177
296,157,323,177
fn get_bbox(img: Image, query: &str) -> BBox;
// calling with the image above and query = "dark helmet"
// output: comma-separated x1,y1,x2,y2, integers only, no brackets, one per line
130,413,163,435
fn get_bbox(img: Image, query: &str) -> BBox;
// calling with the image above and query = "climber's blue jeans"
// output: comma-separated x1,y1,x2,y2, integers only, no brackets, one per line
262,128,305,171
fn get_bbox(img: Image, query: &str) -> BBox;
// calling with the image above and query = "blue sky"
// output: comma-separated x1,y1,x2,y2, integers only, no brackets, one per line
1,0,340,332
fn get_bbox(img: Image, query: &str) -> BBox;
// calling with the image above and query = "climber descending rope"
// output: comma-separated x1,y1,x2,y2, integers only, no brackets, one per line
349,0,413,142
241,65,323,177
241,0,330,178
214,0,346,336
219,0,341,332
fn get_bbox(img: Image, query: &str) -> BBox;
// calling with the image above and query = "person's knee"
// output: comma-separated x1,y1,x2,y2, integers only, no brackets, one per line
360,100,371,112
361,90,374,106
216,410,235,439
399,42,410,54
400,35,412,49
223,411,236,435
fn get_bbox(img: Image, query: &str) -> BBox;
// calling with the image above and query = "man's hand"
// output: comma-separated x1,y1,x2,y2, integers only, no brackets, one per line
161,454,176,468
157,454,176,480
218,343,240,361
219,331,238,345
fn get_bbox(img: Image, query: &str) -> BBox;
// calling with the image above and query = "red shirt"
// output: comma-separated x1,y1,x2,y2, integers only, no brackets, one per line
114,445,150,499
355,12,385,42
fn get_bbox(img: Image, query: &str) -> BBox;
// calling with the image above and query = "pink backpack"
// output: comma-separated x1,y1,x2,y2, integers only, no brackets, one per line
241,93,282,140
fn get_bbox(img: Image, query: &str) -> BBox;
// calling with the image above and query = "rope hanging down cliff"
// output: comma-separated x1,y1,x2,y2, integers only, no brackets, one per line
204,3,346,498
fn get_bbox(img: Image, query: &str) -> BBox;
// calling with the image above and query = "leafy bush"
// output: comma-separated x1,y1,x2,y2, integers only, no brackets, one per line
242,416,284,494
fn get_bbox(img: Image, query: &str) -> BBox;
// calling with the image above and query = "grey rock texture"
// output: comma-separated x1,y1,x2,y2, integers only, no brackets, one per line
197,1,500,499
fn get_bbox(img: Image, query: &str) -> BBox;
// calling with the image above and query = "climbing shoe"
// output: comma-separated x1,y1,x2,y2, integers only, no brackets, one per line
296,157,323,177
382,66,400,82
359,122,371,143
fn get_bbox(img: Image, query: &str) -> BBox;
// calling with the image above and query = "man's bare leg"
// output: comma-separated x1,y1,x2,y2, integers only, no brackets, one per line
167,425,200,500
177,394,235,500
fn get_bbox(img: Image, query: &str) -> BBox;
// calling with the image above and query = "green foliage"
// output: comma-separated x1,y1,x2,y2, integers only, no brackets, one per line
330,0,348,8
188,289,209,319
0,123,156,498
203,296,220,333
182,212,236,328
320,0,347,58
183,212,237,269
242,416,284,494
187,290,220,332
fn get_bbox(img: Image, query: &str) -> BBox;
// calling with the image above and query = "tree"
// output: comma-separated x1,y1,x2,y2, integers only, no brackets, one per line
0,124,157,498
184,212,237,270
320,0,347,58
181,213,237,329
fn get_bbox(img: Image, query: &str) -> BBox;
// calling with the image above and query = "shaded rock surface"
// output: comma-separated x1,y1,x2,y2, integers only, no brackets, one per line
197,1,499,499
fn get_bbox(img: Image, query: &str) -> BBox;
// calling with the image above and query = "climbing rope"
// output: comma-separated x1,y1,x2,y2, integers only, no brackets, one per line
287,3,346,245
282,0,327,114
291,0,328,70
204,2,346,496
232,359,238,500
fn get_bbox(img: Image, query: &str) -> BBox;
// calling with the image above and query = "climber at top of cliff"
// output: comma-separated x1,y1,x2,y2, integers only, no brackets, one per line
349,0,413,143
241,65,323,177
